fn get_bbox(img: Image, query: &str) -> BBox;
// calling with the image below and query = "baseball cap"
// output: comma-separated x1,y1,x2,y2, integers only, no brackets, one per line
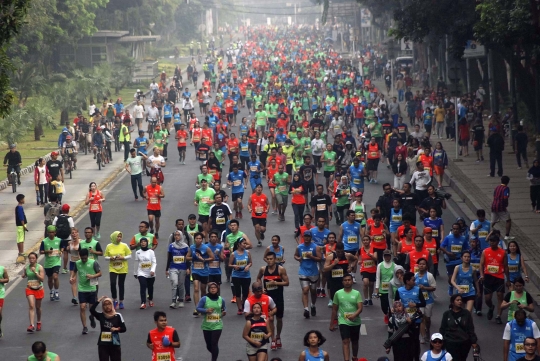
188,214,197,219
383,249,392,256
346,141,352,145
303,230,312,237
423,227,432,233
51,151,59,156
47,225,57,232
100,125,105,129
431,333,444,341
61,204,70,213
354,191,363,197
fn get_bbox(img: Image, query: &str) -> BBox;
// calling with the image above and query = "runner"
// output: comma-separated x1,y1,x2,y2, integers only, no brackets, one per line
69,248,101,334
329,274,363,361
52,204,74,275
39,225,62,302
90,295,127,361
480,233,509,324
247,153,264,191
104,231,131,310
143,176,165,238
230,238,253,315
323,242,358,308
146,147,166,184
375,249,395,324
243,281,277,322
196,282,226,361
299,330,329,361
450,251,478,313
405,235,432,273
208,193,233,234
130,221,158,274
366,213,389,262
272,164,289,221
338,210,362,282
248,184,269,247
359,235,378,306
27,341,61,361
227,163,248,218
186,232,214,317
257,251,289,350
243,302,271,361
166,230,189,309
294,230,322,318
146,311,181,361
310,184,333,226
207,231,225,287
22,252,44,333
175,123,188,164
85,182,105,239
135,238,157,309
414,257,436,344
502,311,540,361
441,223,469,296
193,178,216,239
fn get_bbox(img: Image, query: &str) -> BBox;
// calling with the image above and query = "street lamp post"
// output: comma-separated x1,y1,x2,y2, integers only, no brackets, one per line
387,40,397,98
448,65,462,161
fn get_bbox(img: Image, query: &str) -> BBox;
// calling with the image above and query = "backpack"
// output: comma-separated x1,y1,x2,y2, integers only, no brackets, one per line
55,214,72,239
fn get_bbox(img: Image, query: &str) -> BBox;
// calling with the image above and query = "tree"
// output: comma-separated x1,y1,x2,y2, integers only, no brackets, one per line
0,0,32,117
10,63,44,107
26,96,57,140
0,106,30,145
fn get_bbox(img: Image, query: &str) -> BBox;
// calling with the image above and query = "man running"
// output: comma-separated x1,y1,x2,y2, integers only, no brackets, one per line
186,232,215,317
227,163,247,218
143,176,165,238
323,242,358,308
247,184,269,247
338,210,362,283
294,230,322,318
208,193,233,234
480,233,509,324
310,184,332,226
39,225,63,301
69,248,101,334
147,311,181,361
272,164,289,221
194,179,216,240
207,231,225,287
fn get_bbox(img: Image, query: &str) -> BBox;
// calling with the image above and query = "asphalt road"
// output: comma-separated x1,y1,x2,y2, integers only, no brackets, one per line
1,140,509,361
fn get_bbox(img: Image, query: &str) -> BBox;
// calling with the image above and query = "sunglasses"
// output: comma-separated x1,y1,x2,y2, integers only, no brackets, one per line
431,340,443,344
253,287,263,291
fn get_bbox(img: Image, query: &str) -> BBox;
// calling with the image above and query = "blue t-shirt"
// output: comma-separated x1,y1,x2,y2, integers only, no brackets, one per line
167,244,189,270
297,242,318,277
349,164,365,189
341,221,361,252
423,217,444,240
311,228,330,247
207,243,223,275
228,171,246,194
441,234,469,266
190,243,212,276
134,137,149,155
247,161,262,178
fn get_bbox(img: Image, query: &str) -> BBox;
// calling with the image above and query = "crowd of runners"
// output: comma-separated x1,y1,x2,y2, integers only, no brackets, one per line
1,24,538,361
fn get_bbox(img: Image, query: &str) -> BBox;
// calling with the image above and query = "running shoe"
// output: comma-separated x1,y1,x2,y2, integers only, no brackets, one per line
90,315,96,329
177,301,184,308
54,292,60,301
496,316,502,324
193,310,200,317
260,232,265,240
231,296,237,303
310,305,316,317
82,327,88,335
185,295,192,302
475,310,483,316
119,302,124,309
50,292,54,301
149,300,155,307
257,241,262,247
61,268,68,274
170,302,177,309
271,341,277,350
236,310,243,315
353,357,359,361
368,299,373,306
113,300,119,310
328,300,333,307
363,300,369,306
384,314,389,324
487,306,494,320
316,288,321,298
321,289,327,298
352,275,357,284
140,303,147,309
72,298,79,305
304,309,310,318
27,325,35,333
36,322,42,331
276,338,282,349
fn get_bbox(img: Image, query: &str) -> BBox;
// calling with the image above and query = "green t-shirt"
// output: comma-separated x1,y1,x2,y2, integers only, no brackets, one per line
79,239,100,260
201,296,224,331
42,237,62,268
266,103,278,118
214,149,223,162
25,264,43,289
198,173,214,185
154,130,168,147
378,262,395,295
371,123,382,138
28,352,59,361
195,187,216,216
132,233,157,251
333,288,362,326
301,137,312,155
273,172,289,196
226,231,245,249
323,151,336,172
255,110,268,127
336,186,351,207
74,259,99,292
126,156,143,175
354,203,367,226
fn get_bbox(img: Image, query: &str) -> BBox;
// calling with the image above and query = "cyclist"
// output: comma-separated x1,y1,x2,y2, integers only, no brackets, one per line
61,135,78,171
92,126,106,167
3,144,22,185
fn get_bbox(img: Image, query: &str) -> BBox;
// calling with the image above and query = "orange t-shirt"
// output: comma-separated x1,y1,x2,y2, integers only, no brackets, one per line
176,130,188,147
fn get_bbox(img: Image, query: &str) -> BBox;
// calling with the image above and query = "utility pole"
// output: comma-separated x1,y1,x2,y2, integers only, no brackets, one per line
487,48,497,112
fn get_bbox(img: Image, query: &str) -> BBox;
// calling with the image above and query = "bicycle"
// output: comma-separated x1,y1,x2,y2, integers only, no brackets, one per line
95,147,105,170
63,154,75,179
79,132,92,155
6,165,18,192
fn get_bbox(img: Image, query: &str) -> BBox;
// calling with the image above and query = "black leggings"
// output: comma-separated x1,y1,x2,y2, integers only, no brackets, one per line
232,277,251,299
380,292,390,315
98,344,121,361
138,276,155,304
531,185,540,211
90,212,102,227
110,273,126,300
313,155,322,169
203,329,222,361
328,280,343,301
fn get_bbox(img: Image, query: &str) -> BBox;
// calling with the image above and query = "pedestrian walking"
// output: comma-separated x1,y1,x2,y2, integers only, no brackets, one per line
515,126,529,169
487,127,505,177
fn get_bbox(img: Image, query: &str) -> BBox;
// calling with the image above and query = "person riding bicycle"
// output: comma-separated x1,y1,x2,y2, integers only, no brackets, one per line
78,118,92,153
57,127,72,148
3,144,22,185
92,126,106,166
61,135,78,171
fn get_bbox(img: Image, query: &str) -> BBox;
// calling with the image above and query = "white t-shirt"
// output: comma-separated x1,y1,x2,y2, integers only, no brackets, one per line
421,350,453,361
37,166,48,185
311,139,325,156
133,104,145,119
147,155,165,169
52,215,75,240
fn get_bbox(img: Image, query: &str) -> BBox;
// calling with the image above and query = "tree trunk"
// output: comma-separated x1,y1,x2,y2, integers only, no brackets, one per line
34,121,43,141
60,109,68,126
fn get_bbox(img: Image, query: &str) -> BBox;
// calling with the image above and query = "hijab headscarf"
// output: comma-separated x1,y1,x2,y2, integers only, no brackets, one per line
110,231,122,245
290,173,303,188
392,300,408,325
206,152,221,171
102,297,116,318
390,265,405,289
171,230,188,249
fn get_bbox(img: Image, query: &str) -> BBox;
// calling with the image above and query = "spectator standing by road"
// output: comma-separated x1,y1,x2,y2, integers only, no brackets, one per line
527,160,540,213
487,127,505,177
515,126,529,169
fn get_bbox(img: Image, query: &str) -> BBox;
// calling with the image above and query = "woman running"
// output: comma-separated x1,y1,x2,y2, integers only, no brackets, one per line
299,330,329,361
197,282,226,361
90,296,127,361
243,302,271,361
135,238,157,309
22,252,45,332
104,231,131,310
85,182,105,239
230,238,252,315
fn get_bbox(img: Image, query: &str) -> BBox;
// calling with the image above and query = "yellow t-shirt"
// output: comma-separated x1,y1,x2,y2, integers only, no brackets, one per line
104,242,132,274
434,108,445,123
50,181,64,194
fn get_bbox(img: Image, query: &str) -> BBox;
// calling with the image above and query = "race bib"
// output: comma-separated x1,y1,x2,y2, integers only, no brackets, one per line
478,231,488,238
141,262,152,269
90,203,100,211
241,146,248,152
424,166,431,173
150,197,159,204
370,152,378,157
90,277,99,286
317,204,326,211
353,178,361,184
487,265,499,274
206,313,221,322
459,285,470,293
406,307,417,315
381,282,389,291
373,235,384,243
392,215,402,222
472,263,480,271
332,268,344,278
233,180,241,187
209,261,220,268
423,291,429,300
70,255,80,262
266,281,277,291
216,218,225,225
347,236,358,244
250,332,264,341
193,261,204,269
508,265,519,273
301,251,311,259
355,213,364,220
157,353,172,361
363,260,375,268
50,250,60,257
193,136,201,142
27,280,41,289
255,206,264,214
201,197,210,204
278,185,287,192
413,265,419,273
101,332,112,342
432,230,439,237
173,256,185,264
112,261,123,270
250,166,258,172
515,343,525,354
236,259,248,267
450,245,462,253
427,248,436,255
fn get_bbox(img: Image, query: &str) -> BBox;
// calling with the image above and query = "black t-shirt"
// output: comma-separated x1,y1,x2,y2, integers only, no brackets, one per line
310,194,332,218
384,75,391,84
299,164,317,184
310,118,324,129
471,124,485,142
46,160,63,180
400,193,420,217
517,355,540,361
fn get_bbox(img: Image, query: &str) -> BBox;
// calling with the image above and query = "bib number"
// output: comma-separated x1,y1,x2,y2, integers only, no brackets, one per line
173,256,185,264
141,262,152,270
90,204,100,211
347,236,358,244
508,265,519,273
332,269,344,278
157,353,172,361
363,260,375,268
450,245,462,253
381,282,389,291
193,261,204,270
101,332,112,342
112,261,123,270
459,285,470,293
515,343,525,353
487,265,499,274
206,313,221,322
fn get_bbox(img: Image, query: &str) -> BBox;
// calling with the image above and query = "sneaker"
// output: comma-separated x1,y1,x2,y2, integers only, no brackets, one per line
119,302,124,309
185,295,192,302
257,241,262,247
231,296,237,303
193,310,200,317
321,289,327,298
61,268,68,274
113,300,119,309
487,306,494,320
311,305,316,317
476,310,483,316
96,233,101,240
72,298,78,305
363,300,369,306
27,325,35,333
149,300,154,307
328,300,333,307
496,316,502,324
276,338,282,349
36,322,42,331
50,292,54,301
237,310,243,315
82,327,88,334
352,275,357,284
140,303,147,309
260,232,265,240
54,292,60,301
504,235,515,240
182,161,186,165
368,299,373,306
317,169,321,174
316,288,321,298
304,309,310,318
271,341,277,350
177,301,184,308
90,315,96,329
384,314,389,324
170,302,177,309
